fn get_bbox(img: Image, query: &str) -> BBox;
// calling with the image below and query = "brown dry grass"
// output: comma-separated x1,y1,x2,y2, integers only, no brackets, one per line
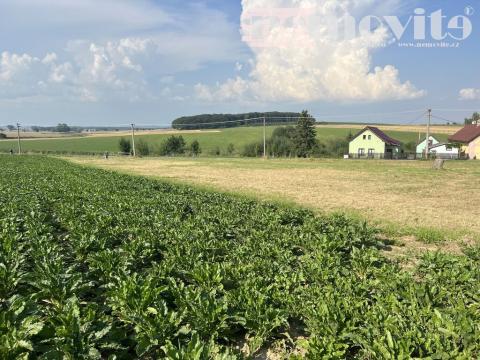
68,157,480,243
319,124,461,135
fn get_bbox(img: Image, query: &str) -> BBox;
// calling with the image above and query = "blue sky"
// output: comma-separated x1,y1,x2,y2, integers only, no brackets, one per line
0,0,478,127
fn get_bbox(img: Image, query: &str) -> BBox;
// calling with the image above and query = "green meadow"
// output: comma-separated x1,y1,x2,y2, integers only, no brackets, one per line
0,126,449,155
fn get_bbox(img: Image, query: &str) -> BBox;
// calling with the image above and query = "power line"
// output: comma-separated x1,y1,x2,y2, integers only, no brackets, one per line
432,108,479,112
313,108,427,119
431,114,458,124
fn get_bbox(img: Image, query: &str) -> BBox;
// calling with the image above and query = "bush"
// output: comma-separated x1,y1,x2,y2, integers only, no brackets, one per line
190,140,201,157
242,142,263,157
156,136,186,156
119,138,131,154
0,133,6,139
210,146,221,156
226,143,235,156
136,139,150,156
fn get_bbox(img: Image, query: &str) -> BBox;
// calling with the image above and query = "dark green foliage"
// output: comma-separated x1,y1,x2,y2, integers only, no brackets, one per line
242,125,347,158
118,138,131,154
294,110,317,157
190,140,201,157
269,126,296,157
210,146,221,156
402,140,417,152
136,139,150,156
55,123,71,133
226,143,235,156
241,142,262,157
465,112,480,125
0,133,6,139
157,136,186,156
1,156,479,359
172,112,301,130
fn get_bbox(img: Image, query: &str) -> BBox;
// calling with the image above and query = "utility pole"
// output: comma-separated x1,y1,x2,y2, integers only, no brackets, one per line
131,123,136,157
16,123,22,155
263,115,266,159
425,109,431,159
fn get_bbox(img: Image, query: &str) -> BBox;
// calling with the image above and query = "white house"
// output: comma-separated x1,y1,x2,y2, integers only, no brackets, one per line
428,143,459,159
416,136,458,159
416,136,439,155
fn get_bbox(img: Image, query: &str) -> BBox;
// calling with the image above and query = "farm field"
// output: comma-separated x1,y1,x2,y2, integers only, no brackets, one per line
1,155,479,359
70,156,480,244
0,125,450,155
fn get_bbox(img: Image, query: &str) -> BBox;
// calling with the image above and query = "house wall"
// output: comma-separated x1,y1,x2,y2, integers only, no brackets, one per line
349,129,385,156
429,144,459,159
416,136,439,154
466,137,480,159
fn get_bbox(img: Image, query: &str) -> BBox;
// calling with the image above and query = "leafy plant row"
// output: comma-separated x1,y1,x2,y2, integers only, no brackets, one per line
0,156,479,359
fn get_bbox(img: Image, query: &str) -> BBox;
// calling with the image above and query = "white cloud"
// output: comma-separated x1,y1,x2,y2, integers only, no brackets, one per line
0,2,245,103
196,0,425,103
459,88,480,101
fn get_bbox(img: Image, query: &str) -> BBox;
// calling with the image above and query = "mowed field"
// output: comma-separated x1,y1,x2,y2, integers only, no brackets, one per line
70,156,480,244
0,125,452,154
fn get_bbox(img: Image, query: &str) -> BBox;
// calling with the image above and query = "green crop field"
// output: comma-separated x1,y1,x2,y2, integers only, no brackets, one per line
0,126,449,155
1,155,479,359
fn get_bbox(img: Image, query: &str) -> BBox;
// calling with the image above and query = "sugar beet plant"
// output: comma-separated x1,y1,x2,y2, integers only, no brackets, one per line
0,156,479,359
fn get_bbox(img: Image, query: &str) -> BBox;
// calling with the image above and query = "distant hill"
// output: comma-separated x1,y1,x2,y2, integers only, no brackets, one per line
172,112,303,130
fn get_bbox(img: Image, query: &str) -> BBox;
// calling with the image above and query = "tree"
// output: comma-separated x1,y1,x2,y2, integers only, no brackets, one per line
465,112,480,125
119,138,132,154
136,139,150,156
160,136,186,156
7,125,15,131
56,123,71,133
190,140,201,157
293,110,317,157
0,133,6,139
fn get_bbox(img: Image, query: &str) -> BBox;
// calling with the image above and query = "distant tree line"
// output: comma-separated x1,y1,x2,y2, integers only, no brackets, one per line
172,112,303,130
465,112,480,125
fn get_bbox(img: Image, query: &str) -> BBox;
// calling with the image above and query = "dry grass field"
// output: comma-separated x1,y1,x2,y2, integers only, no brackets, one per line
319,124,461,135
69,156,480,246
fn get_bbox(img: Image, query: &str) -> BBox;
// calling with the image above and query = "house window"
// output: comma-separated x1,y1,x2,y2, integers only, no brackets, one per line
358,148,365,157
446,145,452,151
368,135,371,140
363,135,367,140
368,149,374,157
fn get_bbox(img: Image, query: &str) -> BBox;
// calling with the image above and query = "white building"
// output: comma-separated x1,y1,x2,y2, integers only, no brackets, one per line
416,136,439,155
416,136,458,159
429,143,459,159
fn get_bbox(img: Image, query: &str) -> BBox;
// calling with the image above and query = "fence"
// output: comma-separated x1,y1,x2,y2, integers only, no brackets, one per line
348,152,416,160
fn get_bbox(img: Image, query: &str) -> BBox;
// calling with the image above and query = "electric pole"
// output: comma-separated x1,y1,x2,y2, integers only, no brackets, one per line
425,109,431,159
16,123,22,155
131,123,136,157
263,115,266,159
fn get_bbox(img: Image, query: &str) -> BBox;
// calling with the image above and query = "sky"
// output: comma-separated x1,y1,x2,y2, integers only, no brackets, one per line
0,0,478,127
